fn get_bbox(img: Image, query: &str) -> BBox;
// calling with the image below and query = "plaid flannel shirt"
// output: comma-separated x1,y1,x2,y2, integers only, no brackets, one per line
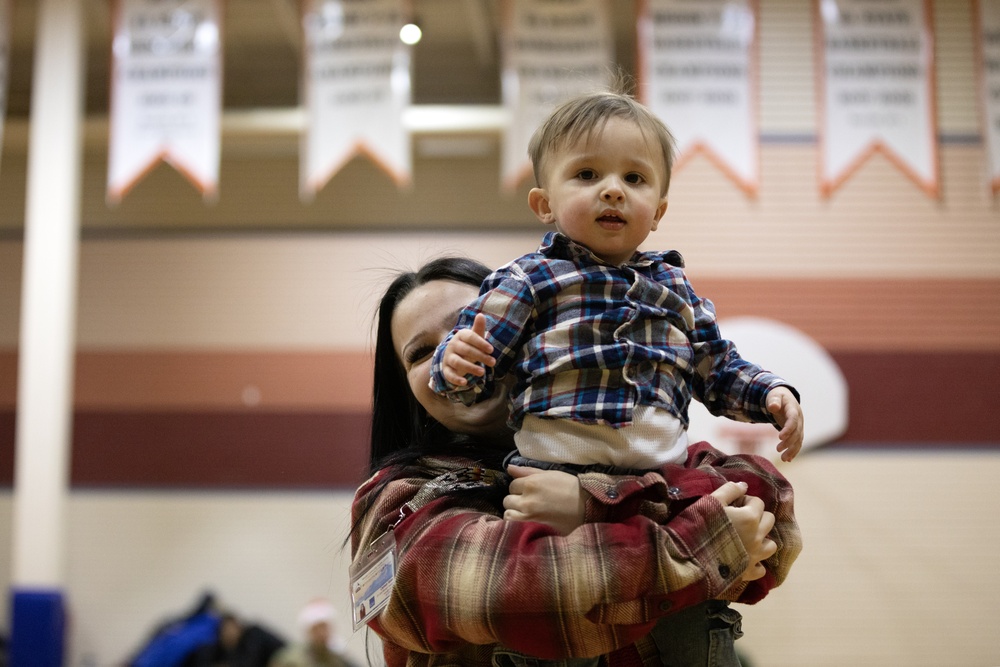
430,232,793,431
350,442,801,667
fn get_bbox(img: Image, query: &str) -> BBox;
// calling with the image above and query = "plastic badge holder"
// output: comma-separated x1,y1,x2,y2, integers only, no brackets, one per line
349,530,397,631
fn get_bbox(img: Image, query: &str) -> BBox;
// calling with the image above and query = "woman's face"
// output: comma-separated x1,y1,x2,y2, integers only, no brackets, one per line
391,279,512,437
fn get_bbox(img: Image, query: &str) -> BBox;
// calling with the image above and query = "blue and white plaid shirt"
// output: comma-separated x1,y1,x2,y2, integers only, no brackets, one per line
431,232,792,430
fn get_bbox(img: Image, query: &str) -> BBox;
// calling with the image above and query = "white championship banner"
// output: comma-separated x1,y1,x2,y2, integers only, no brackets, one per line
500,0,613,190
817,0,938,197
976,0,1000,194
301,0,412,197
639,0,759,196
107,0,222,203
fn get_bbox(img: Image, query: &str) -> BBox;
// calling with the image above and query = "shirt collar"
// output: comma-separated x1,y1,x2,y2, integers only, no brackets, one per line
538,231,654,268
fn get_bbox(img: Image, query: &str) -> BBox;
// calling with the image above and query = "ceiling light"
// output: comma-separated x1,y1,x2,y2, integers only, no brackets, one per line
399,22,422,45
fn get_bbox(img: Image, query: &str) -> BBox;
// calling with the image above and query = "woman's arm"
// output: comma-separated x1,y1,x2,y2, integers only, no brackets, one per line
351,463,749,660
683,441,802,601
572,441,801,603
504,466,778,583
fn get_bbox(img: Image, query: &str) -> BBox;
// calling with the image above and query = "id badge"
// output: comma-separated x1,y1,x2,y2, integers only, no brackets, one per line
349,530,397,631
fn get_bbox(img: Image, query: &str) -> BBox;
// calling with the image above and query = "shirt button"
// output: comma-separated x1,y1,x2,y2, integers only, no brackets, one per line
659,600,672,612
606,489,619,500
718,564,731,578
667,486,681,498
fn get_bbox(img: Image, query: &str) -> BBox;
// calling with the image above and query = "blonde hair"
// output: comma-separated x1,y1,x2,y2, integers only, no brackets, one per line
527,90,677,195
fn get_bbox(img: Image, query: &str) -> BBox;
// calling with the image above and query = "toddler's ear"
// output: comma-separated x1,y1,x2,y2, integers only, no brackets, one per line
528,188,555,224
652,198,668,230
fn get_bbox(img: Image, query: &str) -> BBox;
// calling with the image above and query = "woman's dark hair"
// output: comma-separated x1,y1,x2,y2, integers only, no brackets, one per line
349,256,511,559
369,256,492,476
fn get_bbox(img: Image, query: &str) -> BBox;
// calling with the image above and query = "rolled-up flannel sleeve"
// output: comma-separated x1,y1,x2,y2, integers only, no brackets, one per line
351,469,749,660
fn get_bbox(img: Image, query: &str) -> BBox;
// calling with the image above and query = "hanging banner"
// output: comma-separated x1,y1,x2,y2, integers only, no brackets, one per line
975,0,1000,195
816,0,938,198
301,0,412,198
107,0,222,203
638,0,759,196
500,0,613,190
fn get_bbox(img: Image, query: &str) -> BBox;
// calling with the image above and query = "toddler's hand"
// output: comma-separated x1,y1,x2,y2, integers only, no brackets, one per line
766,387,804,462
436,313,495,388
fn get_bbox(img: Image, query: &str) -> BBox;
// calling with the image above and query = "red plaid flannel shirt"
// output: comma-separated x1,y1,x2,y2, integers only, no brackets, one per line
350,441,801,666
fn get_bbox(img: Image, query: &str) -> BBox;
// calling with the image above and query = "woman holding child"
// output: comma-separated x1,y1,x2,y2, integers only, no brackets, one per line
349,257,801,667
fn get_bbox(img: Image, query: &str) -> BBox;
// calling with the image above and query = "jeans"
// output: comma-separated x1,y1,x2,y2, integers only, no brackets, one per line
650,600,744,667
490,601,743,666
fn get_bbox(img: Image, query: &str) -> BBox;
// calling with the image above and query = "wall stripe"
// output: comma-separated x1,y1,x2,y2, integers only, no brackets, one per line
70,351,372,410
69,411,371,489
0,350,997,489
836,352,1000,443
1,272,999,413
694,277,1000,352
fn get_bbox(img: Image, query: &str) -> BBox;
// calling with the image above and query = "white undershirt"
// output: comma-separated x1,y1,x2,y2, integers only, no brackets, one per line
514,404,689,470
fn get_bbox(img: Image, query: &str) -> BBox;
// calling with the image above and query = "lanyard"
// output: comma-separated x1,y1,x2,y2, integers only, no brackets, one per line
349,464,503,631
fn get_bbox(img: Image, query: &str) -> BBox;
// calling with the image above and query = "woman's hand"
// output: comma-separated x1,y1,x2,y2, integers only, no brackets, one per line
711,481,778,581
502,466,587,535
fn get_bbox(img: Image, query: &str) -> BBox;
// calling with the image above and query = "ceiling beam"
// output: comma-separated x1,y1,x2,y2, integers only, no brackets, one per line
2,105,510,156
269,0,302,51
463,0,497,69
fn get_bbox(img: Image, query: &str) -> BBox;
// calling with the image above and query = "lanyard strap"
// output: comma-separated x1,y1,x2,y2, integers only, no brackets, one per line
391,465,504,529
